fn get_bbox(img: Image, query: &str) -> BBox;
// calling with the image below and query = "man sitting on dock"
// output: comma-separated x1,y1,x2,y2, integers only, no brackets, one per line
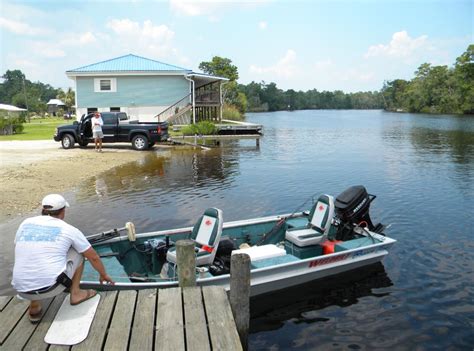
11,194,115,323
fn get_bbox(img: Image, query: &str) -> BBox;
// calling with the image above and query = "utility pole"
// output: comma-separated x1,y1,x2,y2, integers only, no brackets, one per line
22,76,30,122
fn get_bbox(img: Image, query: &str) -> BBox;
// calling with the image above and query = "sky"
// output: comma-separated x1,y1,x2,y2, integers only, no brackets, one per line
0,0,472,93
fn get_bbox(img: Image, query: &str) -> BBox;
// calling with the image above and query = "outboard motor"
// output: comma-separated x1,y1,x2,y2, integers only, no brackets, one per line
333,185,384,240
209,237,237,276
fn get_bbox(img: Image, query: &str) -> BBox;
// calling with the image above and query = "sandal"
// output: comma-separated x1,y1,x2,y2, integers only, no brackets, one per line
70,289,97,306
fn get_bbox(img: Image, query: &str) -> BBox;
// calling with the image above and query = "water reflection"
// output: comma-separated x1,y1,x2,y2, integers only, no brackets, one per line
410,127,474,164
77,145,251,200
250,263,393,334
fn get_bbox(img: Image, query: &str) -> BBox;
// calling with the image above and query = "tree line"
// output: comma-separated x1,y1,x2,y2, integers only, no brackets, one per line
381,45,473,114
0,70,74,114
199,45,473,115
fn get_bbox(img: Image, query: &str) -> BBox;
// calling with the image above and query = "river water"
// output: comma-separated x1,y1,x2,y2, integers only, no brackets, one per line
1,110,472,349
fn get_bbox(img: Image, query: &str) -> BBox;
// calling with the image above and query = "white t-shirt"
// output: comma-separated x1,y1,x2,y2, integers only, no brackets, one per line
92,116,103,132
12,215,91,292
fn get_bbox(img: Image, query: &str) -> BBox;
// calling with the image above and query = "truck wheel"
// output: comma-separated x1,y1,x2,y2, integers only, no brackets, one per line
61,134,75,149
132,135,149,150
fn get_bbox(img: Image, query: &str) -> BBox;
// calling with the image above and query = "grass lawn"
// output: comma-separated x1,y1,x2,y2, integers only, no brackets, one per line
0,118,69,141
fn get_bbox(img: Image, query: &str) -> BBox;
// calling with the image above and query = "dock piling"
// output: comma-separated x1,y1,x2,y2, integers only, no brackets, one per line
176,239,196,287
230,253,251,350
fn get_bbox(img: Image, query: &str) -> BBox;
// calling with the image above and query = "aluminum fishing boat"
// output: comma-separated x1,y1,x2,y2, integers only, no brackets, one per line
82,186,396,296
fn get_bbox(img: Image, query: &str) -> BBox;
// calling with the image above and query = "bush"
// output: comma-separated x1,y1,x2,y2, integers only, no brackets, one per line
0,115,24,135
181,121,217,135
222,105,244,121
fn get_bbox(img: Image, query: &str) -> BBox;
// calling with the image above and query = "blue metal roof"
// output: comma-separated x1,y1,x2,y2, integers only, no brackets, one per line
67,54,191,73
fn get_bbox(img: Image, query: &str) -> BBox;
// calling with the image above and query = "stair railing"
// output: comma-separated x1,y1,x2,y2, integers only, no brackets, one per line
155,93,192,122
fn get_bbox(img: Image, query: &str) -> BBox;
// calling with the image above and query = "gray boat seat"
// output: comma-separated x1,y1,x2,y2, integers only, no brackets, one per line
285,195,335,247
167,207,223,266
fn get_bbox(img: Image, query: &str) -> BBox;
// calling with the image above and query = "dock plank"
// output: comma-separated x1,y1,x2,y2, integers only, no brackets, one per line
0,296,29,345
24,293,67,351
183,287,210,351
129,289,156,351
155,288,185,351
0,297,12,312
0,297,54,350
103,290,137,351
203,286,242,351
72,291,117,351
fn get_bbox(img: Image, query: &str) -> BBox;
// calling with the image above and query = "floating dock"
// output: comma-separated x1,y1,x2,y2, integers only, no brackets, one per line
172,119,263,136
0,286,242,350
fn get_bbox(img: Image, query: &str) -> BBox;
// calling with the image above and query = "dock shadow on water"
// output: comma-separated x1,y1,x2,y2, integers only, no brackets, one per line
249,263,394,350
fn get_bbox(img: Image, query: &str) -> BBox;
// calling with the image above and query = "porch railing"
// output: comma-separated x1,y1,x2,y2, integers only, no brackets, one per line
195,91,220,104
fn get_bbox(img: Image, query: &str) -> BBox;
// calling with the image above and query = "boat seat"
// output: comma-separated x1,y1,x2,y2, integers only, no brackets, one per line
285,195,335,247
285,216,310,228
167,207,223,266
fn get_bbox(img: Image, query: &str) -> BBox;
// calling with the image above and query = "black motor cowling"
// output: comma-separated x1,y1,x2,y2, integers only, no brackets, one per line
209,237,237,276
334,186,384,240
335,185,375,229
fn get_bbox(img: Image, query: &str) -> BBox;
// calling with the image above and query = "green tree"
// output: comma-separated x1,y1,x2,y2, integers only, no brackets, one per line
453,45,474,114
0,69,59,114
198,57,239,81
199,56,244,113
57,87,75,113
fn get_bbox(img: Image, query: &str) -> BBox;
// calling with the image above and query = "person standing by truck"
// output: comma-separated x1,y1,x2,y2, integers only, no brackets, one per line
92,112,104,152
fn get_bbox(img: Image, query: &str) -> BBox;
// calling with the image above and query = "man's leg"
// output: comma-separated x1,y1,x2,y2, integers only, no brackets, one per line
66,249,97,305
29,300,41,315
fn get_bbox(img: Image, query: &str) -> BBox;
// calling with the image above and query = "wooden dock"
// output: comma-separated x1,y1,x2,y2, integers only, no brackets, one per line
0,286,242,350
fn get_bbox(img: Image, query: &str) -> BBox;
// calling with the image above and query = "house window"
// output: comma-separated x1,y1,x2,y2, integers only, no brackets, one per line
110,107,121,112
87,108,98,114
100,80,111,91
94,78,117,93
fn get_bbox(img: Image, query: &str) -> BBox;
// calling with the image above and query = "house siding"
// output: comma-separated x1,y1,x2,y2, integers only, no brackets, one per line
76,75,190,108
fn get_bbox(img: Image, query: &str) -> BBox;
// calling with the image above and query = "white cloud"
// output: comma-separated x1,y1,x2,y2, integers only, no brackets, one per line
107,19,174,42
258,21,267,30
59,32,97,46
104,18,188,64
365,30,430,59
250,49,298,78
169,0,270,19
0,17,50,36
41,48,66,58
169,0,223,17
79,32,97,45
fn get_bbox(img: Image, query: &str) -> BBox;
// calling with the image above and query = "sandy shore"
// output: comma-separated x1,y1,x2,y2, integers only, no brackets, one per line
0,140,149,219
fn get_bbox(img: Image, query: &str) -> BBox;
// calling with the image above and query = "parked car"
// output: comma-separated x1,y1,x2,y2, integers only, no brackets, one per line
53,112,169,150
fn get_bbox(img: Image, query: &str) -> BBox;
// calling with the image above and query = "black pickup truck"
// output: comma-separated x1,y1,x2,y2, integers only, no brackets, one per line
53,112,169,150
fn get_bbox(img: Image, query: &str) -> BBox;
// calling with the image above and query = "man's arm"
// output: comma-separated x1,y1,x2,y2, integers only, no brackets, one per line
82,247,115,285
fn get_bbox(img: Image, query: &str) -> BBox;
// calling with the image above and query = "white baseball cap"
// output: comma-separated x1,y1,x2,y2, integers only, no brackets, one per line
42,194,70,211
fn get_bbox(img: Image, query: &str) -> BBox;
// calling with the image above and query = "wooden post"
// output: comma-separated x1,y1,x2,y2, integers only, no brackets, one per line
230,253,250,350
176,239,196,287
